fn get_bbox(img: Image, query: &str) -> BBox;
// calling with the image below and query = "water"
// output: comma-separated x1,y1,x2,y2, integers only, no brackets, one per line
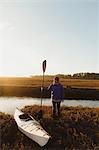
0,97,99,115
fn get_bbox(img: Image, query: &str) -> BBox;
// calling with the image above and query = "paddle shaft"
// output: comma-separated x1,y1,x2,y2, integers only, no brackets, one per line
40,60,46,110
41,72,44,109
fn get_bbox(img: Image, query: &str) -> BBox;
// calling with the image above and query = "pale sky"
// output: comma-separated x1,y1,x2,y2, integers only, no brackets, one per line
0,0,98,77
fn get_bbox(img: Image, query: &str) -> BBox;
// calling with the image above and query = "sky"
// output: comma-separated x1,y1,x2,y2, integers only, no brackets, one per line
0,0,98,77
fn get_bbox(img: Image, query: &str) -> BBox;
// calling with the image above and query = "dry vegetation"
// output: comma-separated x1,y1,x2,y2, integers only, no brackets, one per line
0,76,99,99
0,76,99,89
0,105,99,150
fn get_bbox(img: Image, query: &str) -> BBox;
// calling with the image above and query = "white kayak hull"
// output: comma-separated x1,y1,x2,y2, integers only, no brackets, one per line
14,108,50,147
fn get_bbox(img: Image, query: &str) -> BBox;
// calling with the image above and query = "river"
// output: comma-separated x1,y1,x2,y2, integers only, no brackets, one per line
0,97,99,115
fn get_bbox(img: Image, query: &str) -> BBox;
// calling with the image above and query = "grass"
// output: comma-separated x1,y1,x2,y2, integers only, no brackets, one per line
0,76,99,89
0,105,99,150
0,76,99,99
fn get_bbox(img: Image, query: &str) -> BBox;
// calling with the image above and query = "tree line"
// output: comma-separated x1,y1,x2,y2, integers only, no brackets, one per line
57,73,99,80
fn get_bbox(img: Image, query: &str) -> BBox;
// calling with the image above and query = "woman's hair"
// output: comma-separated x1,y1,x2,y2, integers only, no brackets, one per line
54,76,59,81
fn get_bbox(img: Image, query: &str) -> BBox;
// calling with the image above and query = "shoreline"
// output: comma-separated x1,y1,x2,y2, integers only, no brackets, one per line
1,105,99,149
0,85,99,100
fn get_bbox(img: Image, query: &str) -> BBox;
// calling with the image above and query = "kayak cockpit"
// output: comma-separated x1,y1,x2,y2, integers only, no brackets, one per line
19,114,32,121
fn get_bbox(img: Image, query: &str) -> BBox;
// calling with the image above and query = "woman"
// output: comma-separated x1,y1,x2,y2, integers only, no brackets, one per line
48,76,64,117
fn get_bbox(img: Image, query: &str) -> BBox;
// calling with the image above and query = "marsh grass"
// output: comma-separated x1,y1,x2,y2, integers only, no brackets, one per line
0,105,99,149
0,76,99,89
0,77,99,99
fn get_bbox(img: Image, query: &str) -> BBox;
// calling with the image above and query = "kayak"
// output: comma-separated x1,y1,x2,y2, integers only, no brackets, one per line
14,108,50,147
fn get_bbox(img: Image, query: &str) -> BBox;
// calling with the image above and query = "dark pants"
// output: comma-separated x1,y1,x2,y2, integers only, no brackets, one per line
52,101,61,116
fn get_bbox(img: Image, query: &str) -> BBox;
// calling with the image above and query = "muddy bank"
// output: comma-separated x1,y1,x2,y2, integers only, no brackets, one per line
0,105,99,149
0,86,99,100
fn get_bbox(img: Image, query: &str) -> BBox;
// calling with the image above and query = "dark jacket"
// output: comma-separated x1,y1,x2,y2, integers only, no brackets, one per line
48,83,64,102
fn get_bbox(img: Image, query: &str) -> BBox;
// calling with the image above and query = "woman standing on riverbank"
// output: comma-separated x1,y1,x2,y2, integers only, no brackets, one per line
48,76,64,117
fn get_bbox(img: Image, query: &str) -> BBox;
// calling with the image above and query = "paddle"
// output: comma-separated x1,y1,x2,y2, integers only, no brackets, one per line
41,60,47,105
39,60,47,118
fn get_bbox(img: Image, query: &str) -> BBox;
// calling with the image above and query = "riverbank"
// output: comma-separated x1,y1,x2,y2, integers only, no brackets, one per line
0,86,99,100
0,105,99,149
0,77,99,100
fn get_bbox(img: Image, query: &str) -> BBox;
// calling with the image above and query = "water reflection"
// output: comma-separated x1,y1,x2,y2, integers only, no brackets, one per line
0,97,99,114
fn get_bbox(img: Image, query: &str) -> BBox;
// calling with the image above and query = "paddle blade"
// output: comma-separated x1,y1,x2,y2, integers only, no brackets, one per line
42,60,47,73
